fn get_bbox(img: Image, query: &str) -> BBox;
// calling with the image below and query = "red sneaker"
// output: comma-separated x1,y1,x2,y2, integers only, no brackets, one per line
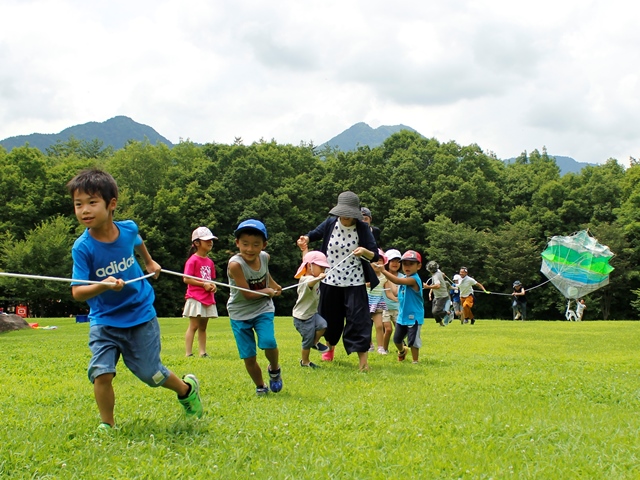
321,348,335,362
398,346,408,362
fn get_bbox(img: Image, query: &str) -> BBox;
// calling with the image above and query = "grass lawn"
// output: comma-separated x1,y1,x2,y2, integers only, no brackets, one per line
1,317,639,479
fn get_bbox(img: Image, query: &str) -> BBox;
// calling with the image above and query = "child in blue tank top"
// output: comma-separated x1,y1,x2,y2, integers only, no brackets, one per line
227,219,283,396
380,250,424,363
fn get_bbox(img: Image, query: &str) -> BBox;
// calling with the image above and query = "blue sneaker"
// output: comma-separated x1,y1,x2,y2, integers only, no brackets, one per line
300,360,320,368
268,366,283,393
312,342,330,353
256,385,269,396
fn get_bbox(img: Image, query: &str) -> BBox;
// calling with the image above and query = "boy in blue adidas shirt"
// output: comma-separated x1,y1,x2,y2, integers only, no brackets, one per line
67,168,202,431
380,250,424,363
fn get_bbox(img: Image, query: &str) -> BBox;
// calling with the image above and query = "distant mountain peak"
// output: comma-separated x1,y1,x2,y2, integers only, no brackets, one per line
320,122,421,151
0,116,173,153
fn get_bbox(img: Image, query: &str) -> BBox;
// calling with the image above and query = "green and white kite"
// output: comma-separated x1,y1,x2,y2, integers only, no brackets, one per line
540,230,614,300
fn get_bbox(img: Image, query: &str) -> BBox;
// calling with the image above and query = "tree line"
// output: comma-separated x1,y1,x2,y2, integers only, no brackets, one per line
1,132,638,320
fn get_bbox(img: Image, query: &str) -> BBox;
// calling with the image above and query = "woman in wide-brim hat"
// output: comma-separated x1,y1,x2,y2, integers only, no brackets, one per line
296,191,380,372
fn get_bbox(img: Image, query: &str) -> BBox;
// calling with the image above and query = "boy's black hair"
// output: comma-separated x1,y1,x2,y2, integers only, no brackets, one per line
67,168,118,204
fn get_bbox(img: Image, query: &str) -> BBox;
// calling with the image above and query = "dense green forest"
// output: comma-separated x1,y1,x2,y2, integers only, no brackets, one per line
1,132,639,320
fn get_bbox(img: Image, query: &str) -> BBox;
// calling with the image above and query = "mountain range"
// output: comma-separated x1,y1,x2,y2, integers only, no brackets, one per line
1,117,594,175
0,116,173,152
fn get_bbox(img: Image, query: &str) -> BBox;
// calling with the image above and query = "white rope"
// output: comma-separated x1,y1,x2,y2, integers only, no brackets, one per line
123,272,156,285
0,271,116,286
280,252,356,292
160,269,270,297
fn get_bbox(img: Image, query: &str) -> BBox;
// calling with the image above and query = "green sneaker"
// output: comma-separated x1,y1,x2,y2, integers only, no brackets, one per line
179,374,203,418
96,422,113,434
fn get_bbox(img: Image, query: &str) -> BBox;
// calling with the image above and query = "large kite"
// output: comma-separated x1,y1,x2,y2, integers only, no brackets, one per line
540,230,614,300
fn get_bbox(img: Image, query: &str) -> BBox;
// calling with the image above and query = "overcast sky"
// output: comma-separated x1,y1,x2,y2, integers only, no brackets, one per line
1,0,638,165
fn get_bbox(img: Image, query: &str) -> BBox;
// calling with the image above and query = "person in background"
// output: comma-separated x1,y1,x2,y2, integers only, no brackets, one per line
182,227,218,358
368,249,389,354
382,249,402,353
361,207,382,247
423,261,450,327
454,267,487,325
512,280,526,320
576,298,586,320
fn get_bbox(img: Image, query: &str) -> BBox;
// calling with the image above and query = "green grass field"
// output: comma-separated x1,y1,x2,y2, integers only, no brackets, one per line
1,317,639,479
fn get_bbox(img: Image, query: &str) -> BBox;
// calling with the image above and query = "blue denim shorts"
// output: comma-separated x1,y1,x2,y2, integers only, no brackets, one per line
230,312,277,359
293,313,327,349
88,317,170,387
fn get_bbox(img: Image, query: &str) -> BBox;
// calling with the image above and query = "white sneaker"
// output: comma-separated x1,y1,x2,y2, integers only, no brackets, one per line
377,347,388,355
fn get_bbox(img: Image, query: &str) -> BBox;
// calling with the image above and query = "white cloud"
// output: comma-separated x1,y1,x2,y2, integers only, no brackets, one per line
0,0,639,165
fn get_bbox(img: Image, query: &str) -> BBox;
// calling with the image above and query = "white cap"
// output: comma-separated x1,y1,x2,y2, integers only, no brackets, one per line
191,226,217,242
385,249,402,261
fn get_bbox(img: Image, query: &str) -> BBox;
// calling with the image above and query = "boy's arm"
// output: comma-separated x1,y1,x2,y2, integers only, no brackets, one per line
268,273,282,296
381,269,419,290
228,261,278,299
134,241,161,278
72,277,125,302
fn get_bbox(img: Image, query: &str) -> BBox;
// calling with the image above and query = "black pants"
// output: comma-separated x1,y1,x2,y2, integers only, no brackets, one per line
432,297,448,322
318,283,372,354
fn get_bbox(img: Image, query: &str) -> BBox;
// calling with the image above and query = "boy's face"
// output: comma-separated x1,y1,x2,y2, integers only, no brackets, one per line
402,260,420,276
73,190,116,229
235,233,267,262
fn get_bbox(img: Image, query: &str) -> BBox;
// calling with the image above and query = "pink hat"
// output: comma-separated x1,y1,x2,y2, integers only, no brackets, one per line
377,248,388,265
295,251,330,278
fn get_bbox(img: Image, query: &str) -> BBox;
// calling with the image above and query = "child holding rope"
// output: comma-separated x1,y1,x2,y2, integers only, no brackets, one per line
293,244,331,368
182,227,218,358
227,219,283,395
67,168,202,431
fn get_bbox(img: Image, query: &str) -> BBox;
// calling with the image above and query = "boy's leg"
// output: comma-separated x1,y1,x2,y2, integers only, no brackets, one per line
162,372,190,397
230,317,263,388
243,356,265,387
301,348,312,364
121,318,202,417
410,347,419,362
254,313,282,392
406,323,422,362
313,327,326,345
94,373,116,427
